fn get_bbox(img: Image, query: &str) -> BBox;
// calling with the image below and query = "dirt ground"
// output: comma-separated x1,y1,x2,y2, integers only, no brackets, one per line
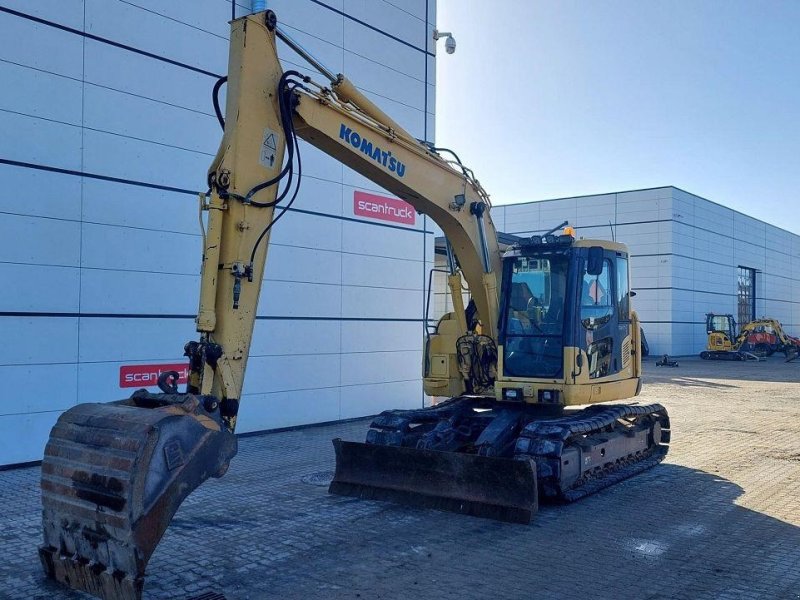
1,356,798,599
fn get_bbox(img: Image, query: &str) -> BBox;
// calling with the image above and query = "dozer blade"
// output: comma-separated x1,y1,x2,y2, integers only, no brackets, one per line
39,392,237,600
329,439,538,524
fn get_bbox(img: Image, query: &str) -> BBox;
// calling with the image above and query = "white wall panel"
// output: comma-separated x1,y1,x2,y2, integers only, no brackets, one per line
341,254,422,289
572,194,614,227
78,318,194,362
341,349,419,386
0,364,77,416
85,0,228,75
615,189,664,224
1,1,85,29
340,380,420,419
0,214,81,266
0,111,82,171
344,0,427,50
237,387,340,432
0,12,83,78
81,179,199,234
242,354,341,395
0,61,82,125
82,129,210,190
122,0,232,39
268,211,343,252
341,286,421,319
264,245,342,285
539,199,578,231
295,140,344,185
342,217,427,258
0,317,78,366
0,412,62,465
340,320,419,352
81,223,201,274
79,270,199,314
269,0,345,45
257,280,342,318
83,84,219,154
83,41,213,114
0,165,81,221
343,51,425,109
0,264,80,313
286,176,343,217
343,19,423,78
250,319,341,357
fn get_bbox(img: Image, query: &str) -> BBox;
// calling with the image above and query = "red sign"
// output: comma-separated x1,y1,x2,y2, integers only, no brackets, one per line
119,363,189,388
353,191,415,225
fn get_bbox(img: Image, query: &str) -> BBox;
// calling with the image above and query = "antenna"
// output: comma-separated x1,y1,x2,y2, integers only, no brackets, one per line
608,219,616,242
543,220,569,237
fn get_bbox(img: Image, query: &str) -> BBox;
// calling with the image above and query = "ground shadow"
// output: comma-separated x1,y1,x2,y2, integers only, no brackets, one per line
644,355,800,385
5,427,799,600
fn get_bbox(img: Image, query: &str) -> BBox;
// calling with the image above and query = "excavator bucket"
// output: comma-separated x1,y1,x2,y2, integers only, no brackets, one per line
329,439,538,524
39,391,237,600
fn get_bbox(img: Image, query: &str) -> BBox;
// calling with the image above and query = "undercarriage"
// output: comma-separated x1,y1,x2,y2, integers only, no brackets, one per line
330,398,670,523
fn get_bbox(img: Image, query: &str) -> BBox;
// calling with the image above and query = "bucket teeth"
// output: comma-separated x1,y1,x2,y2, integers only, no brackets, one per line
39,395,237,600
38,549,142,600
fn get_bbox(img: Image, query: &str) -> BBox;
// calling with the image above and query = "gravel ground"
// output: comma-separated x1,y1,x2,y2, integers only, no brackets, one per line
1,356,798,600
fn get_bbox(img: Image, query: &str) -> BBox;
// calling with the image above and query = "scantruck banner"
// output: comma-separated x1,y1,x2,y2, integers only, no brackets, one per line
353,190,415,225
119,363,190,388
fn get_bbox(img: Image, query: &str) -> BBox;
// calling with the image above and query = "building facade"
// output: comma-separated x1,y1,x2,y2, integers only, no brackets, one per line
434,186,800,357
0,0,437,466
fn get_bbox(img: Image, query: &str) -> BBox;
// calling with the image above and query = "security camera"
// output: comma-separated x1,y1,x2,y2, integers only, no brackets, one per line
433,29,457,55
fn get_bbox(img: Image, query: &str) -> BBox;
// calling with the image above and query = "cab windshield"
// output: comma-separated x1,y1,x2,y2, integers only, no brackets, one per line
502,254,569,378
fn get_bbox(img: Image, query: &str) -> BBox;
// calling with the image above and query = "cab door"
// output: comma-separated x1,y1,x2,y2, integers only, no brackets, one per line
576,248,627,380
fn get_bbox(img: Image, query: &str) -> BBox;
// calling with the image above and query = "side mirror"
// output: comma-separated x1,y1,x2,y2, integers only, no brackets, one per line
629,290,637,297
587,246,604,276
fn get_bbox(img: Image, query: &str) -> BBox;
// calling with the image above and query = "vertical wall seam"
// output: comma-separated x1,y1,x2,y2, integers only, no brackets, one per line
338,7,345,420
421,0,430,408
76,0,87,409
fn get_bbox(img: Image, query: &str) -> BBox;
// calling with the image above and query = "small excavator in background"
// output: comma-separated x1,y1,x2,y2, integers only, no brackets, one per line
39,11,670,600
701,313,800,361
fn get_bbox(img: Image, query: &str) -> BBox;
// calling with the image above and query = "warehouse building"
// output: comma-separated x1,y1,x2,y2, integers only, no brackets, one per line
0,0,436,466
434,186,800,357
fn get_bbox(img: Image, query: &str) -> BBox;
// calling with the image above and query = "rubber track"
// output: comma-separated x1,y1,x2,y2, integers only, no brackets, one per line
561,445,669,502
519,403,670,502
521,403,668,438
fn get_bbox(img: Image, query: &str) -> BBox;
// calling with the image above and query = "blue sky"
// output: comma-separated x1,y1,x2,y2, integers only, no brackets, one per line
435,1,800,234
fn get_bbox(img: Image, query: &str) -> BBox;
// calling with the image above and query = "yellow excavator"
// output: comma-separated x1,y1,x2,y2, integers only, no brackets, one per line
39,11,670,600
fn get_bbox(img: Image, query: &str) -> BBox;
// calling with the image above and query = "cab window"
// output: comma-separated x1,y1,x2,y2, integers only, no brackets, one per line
580,258,613,330
617,257,629,321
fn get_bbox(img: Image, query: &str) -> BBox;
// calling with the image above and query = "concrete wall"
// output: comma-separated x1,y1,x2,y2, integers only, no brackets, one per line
483,186,800,357
0,0,436,465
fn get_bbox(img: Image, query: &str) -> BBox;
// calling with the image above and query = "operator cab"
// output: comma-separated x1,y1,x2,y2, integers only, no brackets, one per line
499,233,632,384
706,313,736,339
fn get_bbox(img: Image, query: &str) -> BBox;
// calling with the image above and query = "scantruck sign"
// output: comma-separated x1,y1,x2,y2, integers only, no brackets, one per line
120,363,189,388
353,190,415,225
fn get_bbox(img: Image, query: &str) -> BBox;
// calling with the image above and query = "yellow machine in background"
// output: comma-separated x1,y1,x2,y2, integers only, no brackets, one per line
701,313,800,360
39,11,670,599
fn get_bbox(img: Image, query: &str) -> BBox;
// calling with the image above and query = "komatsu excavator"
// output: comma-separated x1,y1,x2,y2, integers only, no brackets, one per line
39,11,670,600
